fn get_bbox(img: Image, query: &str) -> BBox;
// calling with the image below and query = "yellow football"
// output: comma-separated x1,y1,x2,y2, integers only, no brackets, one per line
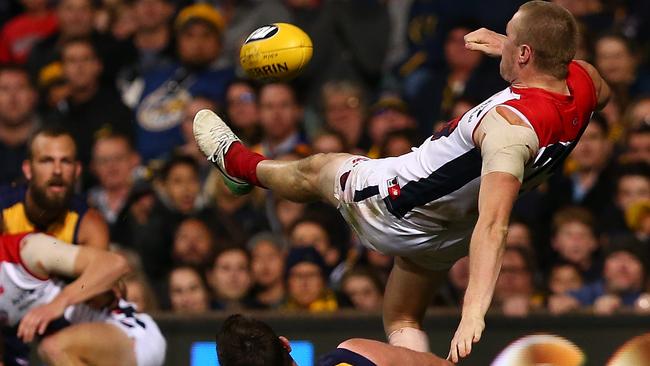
240,23,313,81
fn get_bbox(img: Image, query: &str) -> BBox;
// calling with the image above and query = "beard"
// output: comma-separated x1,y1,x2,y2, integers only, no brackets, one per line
30,177,74,213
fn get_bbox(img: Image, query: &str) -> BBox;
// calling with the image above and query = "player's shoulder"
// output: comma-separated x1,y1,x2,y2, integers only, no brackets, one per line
316,346,377,366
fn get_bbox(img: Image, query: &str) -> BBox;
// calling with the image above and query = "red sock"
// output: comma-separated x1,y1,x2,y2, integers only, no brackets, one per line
224,142,267,187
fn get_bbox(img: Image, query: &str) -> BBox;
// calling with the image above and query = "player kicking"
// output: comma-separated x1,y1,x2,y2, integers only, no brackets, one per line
0,233,166,366
194,1,609,363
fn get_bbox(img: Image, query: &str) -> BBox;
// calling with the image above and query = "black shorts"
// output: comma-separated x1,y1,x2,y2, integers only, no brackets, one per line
317,347,377,366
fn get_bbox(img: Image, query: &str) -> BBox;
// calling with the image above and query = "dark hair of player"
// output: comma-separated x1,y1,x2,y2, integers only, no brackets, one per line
216,314,294,366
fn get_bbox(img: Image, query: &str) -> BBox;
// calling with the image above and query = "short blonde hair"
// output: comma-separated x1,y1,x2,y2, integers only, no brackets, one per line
515,1,578,78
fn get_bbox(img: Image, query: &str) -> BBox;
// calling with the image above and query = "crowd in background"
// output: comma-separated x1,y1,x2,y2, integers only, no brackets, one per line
0,0,649,318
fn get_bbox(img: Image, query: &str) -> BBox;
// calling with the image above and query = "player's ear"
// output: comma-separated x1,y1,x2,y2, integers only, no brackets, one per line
22,160,32,180
279,336,292,353
518,44,532,65
75,161,82,179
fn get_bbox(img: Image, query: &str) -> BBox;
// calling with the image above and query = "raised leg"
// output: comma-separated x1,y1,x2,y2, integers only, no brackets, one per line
193,108,353,204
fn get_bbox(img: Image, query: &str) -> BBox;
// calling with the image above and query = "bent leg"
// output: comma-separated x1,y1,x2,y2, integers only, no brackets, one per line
257,153,353,204
383,257,448,351
38,323,136,366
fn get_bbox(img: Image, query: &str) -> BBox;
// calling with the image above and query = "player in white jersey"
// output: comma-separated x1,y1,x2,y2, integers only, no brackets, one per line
0,233,165,366
193,1,610,363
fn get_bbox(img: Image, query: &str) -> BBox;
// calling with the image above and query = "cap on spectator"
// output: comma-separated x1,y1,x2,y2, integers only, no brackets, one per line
246,232,286,252
370,95,409,116
285,247,326,279
175,4,224,34
38,62,64,89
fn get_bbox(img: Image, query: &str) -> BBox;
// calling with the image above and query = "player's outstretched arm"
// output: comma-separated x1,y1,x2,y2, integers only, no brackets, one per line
464,28,506,57
17,234,130,342
448,107,538,363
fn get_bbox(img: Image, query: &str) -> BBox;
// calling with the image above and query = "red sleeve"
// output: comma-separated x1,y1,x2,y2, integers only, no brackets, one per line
0,233,49,280
0,233,30,263
568,61,598,111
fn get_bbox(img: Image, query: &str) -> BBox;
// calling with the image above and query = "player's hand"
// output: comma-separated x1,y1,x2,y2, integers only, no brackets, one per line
464,28,506,57
447,314,485,363
17,298,67,343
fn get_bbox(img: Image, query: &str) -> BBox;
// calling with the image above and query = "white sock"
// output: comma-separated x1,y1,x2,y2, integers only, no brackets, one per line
387,327,431,352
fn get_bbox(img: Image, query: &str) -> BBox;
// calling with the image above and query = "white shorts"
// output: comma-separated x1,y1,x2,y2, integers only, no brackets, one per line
333,156,473,271
108,312,167,366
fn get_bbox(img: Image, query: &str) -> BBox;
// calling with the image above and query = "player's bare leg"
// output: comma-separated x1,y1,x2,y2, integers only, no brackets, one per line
38,323,136,366
383,257,448,352
193,109,352,204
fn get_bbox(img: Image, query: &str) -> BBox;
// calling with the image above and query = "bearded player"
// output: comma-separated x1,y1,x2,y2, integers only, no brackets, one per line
194,1,609,363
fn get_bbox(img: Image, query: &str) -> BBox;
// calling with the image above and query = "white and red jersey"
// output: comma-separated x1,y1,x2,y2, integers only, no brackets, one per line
336,61,598,269
0,233,64,327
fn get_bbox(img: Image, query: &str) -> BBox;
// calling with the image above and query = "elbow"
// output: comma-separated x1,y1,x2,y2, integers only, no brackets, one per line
111,253,132,279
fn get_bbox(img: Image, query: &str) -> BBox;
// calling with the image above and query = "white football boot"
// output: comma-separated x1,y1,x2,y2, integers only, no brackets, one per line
193,109,253,195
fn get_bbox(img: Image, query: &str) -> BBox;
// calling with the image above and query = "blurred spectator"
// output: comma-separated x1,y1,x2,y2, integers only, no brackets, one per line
625,96,650,130
436,256,469,308
290,0,389,109
449,97,477,119
378,129,419,158
290,217,341,270
547,114,614,219
255,82,308,158
367,95,417,158
247,232,287,309
177,95,217,179
493,247,542,317
403,20,505,136
225,79,261,146
594,33,650,109
135,3,234,162
27,0,136,85
621,124,650,164
321,80,368,152
172,217,216,270
551,207,602,282
0,0,58,64
207,246,253,310
1,125,109,249
47,37,134,170
554,241,648,315
168,265,211,313
132,155,209,295
548,262,584,296
601,163,650,236
340,266,384,312
270,196,306,235
284,247,338,312
312,128,347,154
118,0,176,108
0,64,38,185
625,201,650,244
105,1,138,41
124,272,159,312
215,0,290,69
506,218,534,251
88,132,141,228
205,171,269,245
38,61,69,111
